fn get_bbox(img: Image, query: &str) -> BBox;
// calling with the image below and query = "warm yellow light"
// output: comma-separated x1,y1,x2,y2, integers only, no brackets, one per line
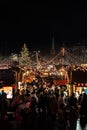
60,71,64,76
26,71,29,75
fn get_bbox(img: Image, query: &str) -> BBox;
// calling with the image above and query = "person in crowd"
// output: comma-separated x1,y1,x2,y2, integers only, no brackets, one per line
0,90,8,117
79,93,87,128
69,92,77,108
47,94,58,130
58,92,64,109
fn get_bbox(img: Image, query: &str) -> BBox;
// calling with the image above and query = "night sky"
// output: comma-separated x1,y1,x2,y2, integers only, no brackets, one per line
0,3,87,55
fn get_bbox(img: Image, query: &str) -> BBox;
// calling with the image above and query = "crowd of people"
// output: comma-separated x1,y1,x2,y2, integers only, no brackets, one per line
0,77,87,130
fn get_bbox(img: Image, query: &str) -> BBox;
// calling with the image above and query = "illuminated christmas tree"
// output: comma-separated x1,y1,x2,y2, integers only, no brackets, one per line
19,43,31,68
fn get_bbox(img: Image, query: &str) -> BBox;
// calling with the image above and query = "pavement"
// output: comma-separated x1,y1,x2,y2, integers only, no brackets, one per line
1,112,87,130
76,118,87,130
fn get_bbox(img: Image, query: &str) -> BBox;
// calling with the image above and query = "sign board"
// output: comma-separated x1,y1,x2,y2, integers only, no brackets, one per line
53,79,69,85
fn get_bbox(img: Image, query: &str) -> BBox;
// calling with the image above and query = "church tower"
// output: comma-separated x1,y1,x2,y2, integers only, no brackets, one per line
50,36,56,55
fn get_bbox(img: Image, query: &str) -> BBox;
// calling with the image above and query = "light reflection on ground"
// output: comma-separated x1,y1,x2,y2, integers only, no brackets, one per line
76,118,87,130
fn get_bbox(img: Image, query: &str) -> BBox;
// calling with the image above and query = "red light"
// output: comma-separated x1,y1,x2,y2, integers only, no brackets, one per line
78,83,80,86
13,85,16,89
81,83,84,86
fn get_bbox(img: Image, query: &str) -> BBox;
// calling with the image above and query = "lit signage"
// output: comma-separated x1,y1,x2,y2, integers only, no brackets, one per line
53,79,69,85
0,87,13,99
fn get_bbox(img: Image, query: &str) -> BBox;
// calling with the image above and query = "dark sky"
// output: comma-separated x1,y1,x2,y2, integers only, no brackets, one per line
0,3,87,55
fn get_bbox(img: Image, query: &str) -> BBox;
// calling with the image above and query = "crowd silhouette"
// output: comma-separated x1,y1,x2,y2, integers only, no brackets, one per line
0,77,87,130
